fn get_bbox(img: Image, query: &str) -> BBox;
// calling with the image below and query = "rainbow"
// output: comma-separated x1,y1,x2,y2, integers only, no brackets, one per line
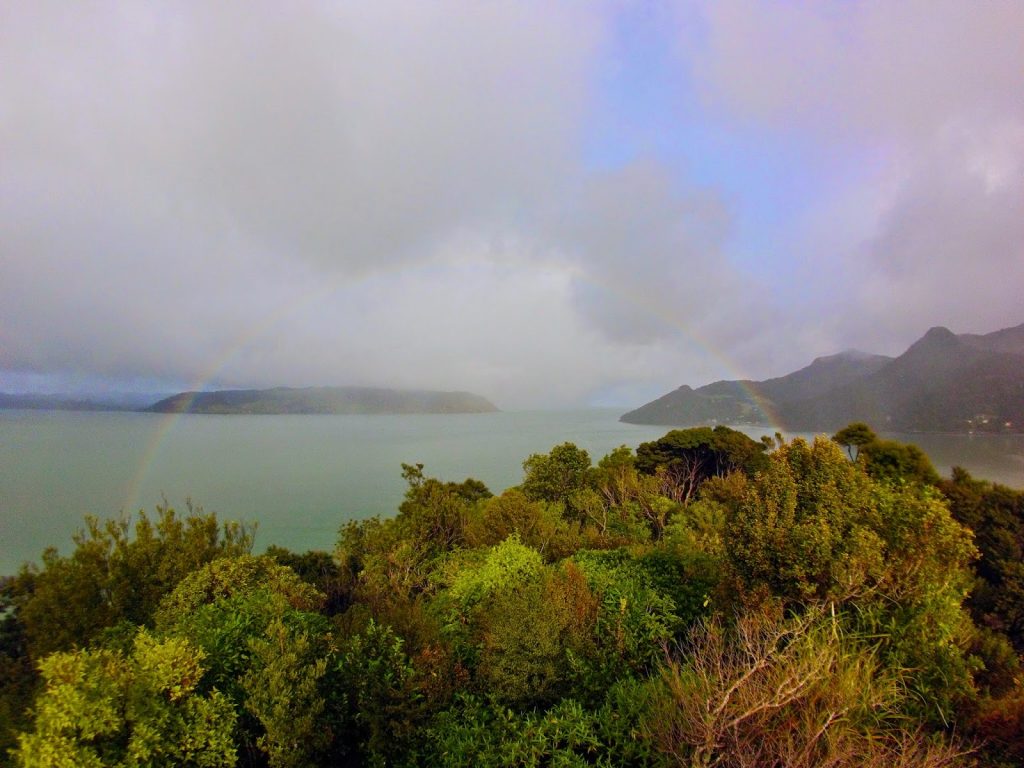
121,260,783,513
122,272,349,512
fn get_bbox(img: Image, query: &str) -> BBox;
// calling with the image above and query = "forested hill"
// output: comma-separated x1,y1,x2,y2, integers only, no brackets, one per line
147,386,499,415
622,322,1024,433
621,349,892,427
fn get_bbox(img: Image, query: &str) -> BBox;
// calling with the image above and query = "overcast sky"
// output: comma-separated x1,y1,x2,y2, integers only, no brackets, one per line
2,1,1022,408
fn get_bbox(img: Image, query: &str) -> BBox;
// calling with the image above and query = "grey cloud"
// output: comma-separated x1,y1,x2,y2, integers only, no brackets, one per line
4,1,1022,408
683,0,1024,359
2,1,600,274
851,128,1024,346
0,1,768,406
553,161,749,345
687,0,1024,141
0,1,624,403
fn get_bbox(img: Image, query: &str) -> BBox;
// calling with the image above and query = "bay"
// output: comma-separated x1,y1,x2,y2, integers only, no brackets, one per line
2,409,1022,576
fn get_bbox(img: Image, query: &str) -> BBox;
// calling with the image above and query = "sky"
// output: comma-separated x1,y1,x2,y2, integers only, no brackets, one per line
2,0,1022,409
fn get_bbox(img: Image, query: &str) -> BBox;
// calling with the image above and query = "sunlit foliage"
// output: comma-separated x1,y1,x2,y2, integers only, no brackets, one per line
4,428,1018,767
12,503,254,658
15,633,236,768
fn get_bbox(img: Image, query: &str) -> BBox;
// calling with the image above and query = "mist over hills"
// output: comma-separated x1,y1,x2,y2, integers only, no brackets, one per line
147,386,499,415
622,322,1024,433
0,392,171,412
0,386,499,415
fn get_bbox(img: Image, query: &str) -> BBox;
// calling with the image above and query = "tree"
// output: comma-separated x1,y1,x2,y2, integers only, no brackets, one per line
591,446,680,539
15,632,236,768
474,563,599,708
425,695,609,768
397,463,491,555
447,535,545,617
156,557,334,767
154,554,324,630
860,439,940,486
833,422,877,460
571,550,680,678
635,427,767,503
0,578,36,761
332,467,494,615
723,437,978,724
335,619,435,765
265,546,347,614
520,443,593,507
12,504,254,658
463,489,582,562
725,437,880,604
241,618,331,768
940,468,1024,651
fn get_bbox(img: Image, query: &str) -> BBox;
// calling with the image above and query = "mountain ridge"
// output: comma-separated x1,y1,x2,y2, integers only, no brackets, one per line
622,322,1024,433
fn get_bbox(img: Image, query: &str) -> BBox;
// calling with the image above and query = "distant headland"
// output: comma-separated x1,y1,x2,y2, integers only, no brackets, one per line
146,386,499,415
0,386,499,415
622,322,1024,434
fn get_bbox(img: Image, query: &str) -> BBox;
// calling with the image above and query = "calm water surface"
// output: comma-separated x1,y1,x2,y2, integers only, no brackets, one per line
2,409,1022,575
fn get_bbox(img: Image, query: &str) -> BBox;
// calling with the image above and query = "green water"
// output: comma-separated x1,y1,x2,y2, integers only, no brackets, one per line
2,409,1022,575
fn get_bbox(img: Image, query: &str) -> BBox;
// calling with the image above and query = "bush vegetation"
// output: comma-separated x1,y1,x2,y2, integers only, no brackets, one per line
2,425,1022,766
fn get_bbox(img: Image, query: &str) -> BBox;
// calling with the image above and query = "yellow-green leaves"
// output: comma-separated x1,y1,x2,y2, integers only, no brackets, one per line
154,554,325,631
15,632,236,768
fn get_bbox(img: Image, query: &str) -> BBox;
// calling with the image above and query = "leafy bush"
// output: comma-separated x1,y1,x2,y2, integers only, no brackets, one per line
647,606,967,768
474,563,599,708
13,504,254,658
571,550,680,677
464,490,583,561
154,554,324,630
447,535,544,616
15,633,236,768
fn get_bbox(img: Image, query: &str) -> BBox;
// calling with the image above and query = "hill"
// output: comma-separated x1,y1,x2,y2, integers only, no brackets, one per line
0,392,192,412
146,386,499,415
621,350,891,427
622,322,1024,433
0,393,155,412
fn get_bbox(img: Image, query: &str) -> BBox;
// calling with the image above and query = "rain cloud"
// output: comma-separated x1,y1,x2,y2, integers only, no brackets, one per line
2,1,1022,407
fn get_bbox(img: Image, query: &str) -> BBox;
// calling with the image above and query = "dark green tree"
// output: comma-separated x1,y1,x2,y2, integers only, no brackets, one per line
860,438,939,486
520,443,593,506
464,489,582,561
156,557,334,767
154,554,323,629
11,504,254,659
0,580,36,761
474,563,599,708
940,467,1024,650
241,617,332,768
335,620,426,765
265,546,347,613
635,427,767,502
398,463,491,555
832,422,877,459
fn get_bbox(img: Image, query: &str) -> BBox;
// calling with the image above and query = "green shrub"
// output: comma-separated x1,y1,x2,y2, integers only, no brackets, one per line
15,633,236,768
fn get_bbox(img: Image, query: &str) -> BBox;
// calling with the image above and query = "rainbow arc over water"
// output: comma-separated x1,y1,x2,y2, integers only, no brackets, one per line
121,263,784,513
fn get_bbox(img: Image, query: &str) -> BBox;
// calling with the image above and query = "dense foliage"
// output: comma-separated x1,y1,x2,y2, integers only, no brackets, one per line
2,424,1023,766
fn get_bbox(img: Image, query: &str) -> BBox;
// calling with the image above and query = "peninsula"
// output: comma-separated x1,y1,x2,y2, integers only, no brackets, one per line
146,386,499,415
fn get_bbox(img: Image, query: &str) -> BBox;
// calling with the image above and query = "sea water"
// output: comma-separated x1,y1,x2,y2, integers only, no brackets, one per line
2,409,1022,575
